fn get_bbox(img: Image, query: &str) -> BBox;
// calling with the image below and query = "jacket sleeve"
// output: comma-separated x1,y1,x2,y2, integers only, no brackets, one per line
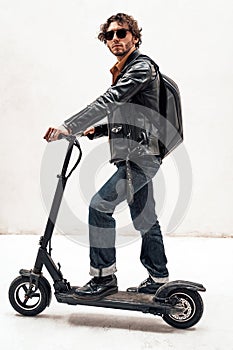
63,60,153,134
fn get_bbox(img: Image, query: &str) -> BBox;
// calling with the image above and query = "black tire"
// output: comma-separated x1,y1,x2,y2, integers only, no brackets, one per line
9,276,49,316
162,288,204,329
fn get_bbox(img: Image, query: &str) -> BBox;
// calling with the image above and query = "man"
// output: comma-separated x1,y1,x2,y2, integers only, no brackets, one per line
45,13,169,300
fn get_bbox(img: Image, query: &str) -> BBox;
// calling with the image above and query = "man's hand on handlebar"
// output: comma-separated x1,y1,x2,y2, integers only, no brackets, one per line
44,126,71,142
44,125,95,142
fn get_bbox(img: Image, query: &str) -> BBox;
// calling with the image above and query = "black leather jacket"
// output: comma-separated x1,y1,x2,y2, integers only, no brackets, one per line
64,50,161,163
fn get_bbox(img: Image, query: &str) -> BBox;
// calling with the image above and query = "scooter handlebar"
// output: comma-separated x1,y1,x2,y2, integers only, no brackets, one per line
57,133,79,142
43,128,83,179
43,127,83,143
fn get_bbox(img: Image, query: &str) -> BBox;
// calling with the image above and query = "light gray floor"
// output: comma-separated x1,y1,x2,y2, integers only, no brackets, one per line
1,235,232,350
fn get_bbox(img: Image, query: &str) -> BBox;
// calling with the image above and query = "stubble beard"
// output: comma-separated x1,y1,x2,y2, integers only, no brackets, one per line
110,39,135,58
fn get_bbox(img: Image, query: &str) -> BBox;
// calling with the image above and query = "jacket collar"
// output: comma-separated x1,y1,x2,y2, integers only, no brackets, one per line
120,49,141,73
112,49,141,85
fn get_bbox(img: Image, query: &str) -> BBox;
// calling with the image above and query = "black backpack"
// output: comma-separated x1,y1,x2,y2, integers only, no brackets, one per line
158,71,183,158
139,54,183,159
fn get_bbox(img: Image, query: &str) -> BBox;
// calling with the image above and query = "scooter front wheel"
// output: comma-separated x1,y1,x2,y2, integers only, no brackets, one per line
9,276,49,316
162,288,204,329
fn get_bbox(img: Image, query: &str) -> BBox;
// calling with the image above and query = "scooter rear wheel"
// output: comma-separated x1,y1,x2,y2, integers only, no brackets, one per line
9,276,49,316
162,288,204,329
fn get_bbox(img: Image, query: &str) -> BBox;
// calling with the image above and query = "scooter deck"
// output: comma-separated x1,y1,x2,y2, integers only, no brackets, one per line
55,288,179,315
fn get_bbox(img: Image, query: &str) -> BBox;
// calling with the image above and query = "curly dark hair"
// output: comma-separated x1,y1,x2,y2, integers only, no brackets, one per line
98,13,142,48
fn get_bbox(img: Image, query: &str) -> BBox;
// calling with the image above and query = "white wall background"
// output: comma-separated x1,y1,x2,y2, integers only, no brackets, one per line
0,0,232,237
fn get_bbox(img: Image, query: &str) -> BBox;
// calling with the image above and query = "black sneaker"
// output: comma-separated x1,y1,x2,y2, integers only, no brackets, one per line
127,276,165,294
74,275,118,300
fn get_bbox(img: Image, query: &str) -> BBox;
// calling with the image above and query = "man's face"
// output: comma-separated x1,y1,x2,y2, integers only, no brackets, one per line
106,21,138,60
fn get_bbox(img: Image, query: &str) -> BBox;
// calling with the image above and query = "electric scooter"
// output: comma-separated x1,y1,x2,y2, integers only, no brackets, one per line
8,134,206,329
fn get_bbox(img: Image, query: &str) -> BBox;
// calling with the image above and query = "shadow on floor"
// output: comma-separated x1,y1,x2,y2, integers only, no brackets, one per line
35,311,195,334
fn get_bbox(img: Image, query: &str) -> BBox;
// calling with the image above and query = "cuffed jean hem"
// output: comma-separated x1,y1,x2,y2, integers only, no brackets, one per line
150,275,169,283
90,263,117,277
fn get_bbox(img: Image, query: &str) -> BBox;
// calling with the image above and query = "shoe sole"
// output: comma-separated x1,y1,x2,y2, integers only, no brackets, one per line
126,287,138,293
73,286,118,301
126,287,162,294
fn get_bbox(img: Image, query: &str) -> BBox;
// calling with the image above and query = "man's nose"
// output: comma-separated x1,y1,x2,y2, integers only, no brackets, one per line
112,32,119,40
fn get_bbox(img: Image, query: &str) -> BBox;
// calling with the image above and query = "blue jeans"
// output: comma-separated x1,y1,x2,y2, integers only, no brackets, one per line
88,155,169,280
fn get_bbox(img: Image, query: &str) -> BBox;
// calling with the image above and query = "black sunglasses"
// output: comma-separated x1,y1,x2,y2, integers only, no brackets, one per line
105,29,130,41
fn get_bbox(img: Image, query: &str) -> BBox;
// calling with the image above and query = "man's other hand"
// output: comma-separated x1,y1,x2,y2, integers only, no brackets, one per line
83,126,95,136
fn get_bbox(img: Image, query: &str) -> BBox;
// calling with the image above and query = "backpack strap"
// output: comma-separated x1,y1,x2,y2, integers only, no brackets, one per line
137,54,167,118
158,71,167,118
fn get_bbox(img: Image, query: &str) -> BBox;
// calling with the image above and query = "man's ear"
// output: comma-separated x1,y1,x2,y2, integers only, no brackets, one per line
133,37,139,45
